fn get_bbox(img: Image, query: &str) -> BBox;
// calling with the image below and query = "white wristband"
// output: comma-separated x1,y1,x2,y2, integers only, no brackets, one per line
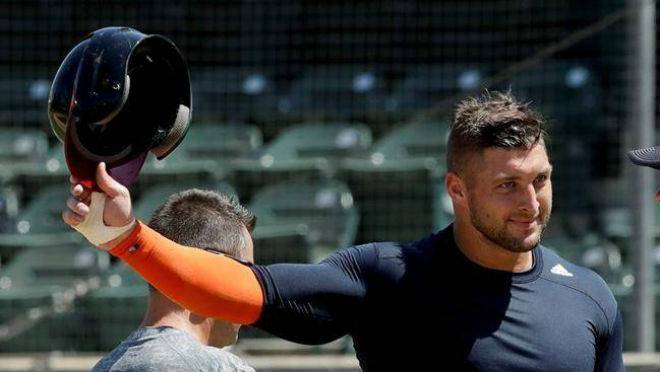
73,191,136,247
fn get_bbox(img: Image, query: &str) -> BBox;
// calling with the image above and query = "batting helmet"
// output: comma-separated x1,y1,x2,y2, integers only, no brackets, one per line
48,26,191,188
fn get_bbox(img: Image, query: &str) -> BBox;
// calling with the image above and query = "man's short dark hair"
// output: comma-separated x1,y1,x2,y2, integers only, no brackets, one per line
148,188,256,261
447,91,547,174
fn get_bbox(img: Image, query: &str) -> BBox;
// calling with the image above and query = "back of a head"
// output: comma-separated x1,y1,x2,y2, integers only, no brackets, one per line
147,188,256,268
447,91,547,175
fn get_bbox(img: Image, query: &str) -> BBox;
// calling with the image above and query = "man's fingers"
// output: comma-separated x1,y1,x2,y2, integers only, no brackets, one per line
62,210,84,226
95,162,126,198
67,197,90,216
70,183,92,203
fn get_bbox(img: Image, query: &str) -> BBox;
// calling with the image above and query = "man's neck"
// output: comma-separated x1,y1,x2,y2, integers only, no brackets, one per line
452,222,533,273
141,294,211,345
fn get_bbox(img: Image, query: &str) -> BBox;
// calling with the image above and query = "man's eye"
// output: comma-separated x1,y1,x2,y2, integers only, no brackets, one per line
535,175,548,184
498,182,515,189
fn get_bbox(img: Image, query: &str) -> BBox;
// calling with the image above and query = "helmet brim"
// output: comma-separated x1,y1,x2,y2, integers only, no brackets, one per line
64,121,147,189
627,146,660,170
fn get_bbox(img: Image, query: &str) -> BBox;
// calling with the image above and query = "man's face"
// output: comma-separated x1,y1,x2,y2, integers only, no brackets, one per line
208,227,254,348
462,143,553,253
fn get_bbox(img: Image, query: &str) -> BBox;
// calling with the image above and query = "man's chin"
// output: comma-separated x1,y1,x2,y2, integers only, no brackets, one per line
504,229,542,252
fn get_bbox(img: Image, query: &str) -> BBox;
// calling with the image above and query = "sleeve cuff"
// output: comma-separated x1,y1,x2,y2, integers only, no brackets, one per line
108,221,143,257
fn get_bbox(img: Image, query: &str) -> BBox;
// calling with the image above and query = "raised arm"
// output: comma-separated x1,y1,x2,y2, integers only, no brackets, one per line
63,163,375,343
112,222,375,343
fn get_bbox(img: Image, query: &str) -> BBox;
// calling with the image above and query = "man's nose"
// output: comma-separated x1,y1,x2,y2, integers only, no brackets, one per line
518,184,540,215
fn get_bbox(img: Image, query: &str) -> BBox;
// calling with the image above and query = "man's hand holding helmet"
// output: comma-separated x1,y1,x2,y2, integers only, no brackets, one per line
62,162,136,250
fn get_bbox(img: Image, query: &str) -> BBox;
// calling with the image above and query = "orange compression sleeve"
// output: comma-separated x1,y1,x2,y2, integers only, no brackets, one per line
108,221,264,324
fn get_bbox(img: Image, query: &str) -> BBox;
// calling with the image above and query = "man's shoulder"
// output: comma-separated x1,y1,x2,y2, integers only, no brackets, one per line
205,347,255,372
330,231,443,282
333,232,439,268
538,246,618,321
92,327,253,372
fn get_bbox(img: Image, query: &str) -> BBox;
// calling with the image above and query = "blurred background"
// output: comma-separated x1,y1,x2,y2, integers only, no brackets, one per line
0,0,657,370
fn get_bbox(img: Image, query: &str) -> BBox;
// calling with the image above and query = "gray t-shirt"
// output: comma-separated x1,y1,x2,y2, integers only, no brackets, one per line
92,326,255,372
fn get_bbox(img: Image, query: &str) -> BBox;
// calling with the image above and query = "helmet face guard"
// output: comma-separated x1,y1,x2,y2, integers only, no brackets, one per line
49,26,192,188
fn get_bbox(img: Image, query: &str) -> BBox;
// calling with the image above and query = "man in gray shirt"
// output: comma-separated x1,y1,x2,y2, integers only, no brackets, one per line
92,189,256,372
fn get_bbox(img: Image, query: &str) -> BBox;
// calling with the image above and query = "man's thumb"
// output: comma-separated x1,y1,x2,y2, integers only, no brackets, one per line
96,162,124,197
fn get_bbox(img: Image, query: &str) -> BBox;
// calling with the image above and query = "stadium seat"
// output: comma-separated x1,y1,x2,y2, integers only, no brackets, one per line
0,186,18,235
340,121,453,243
506,61,602,124
279,66,389,122
505,61,603,217
601,204,660,241
233,122,373,200
192,68,278,123
178,123,263,164
249,179,359,261
0,244,108,352
0,77,51,128
0,184,82,260
389,64,486,120
75,262,148,351
134,149,221,195
252,224,311,265
0,128,48,172
9,146,69,198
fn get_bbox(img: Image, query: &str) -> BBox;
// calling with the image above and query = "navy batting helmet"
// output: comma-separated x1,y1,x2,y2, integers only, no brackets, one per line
48,26,192,188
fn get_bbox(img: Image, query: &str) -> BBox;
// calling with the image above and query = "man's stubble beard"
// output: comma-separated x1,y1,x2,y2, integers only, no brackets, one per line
469,205,551,253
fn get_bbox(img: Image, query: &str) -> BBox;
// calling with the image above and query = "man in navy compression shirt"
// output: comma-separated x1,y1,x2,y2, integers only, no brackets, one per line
64,91,624,371
251,92,623,371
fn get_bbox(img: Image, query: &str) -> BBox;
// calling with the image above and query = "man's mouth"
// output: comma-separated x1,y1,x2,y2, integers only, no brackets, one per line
509,218,538,229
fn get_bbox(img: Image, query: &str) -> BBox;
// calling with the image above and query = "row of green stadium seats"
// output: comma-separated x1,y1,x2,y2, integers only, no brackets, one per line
1,114,600,215
0,244,146,352
0,177,356,262
0,120,453,246
0,120,445,178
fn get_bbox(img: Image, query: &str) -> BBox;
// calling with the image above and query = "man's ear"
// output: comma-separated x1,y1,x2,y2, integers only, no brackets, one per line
445,171,467,206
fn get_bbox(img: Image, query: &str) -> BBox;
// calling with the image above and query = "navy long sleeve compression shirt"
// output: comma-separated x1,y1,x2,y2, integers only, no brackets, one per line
251,225,624,372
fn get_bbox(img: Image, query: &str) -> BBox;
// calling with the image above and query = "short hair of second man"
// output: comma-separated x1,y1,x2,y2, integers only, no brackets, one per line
146,188,256,291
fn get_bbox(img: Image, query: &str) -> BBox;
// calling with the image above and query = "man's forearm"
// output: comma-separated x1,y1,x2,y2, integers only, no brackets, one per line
109,221,264,324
